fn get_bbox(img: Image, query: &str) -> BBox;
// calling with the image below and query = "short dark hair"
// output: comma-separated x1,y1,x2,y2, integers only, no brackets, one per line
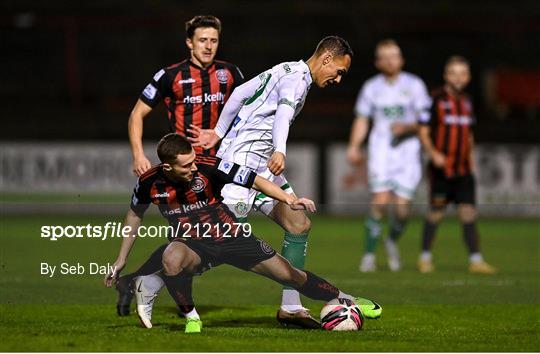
185,15,222,39
445,55,470,71
315,36,353,58
157,133,193,163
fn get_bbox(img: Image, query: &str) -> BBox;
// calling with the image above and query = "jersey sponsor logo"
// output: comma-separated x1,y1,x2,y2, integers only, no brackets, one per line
382,105,404,119
283,64,291,74
444,115,472,125
215,69,229,84
152,192,170,198
153,69,165,81
183,92,225,105
164,200,209,214
190,177,206,193
218,160,234,174
142,84,157,100
178,78,196,84
233,166,252,186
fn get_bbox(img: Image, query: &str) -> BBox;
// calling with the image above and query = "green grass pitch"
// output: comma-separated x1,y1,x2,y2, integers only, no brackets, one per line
1,213,539,351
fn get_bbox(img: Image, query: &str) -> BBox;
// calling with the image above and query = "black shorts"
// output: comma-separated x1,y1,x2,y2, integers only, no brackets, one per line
429,166,476,208
172,234,276,272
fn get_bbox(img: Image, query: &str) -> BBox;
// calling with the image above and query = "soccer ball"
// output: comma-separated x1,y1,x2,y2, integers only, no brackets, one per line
320,298,363,331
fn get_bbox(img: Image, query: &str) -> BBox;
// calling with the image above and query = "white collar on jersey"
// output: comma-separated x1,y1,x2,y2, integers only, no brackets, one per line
298,60,313,86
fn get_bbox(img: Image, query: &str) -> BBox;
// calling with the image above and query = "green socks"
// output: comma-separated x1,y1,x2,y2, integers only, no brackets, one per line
364,215,382,253
281,232,308,290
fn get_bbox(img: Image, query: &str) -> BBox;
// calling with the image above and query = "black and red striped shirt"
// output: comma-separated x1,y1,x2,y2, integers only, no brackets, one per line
139,60,244,155
422,87,475,177
130,155,256,239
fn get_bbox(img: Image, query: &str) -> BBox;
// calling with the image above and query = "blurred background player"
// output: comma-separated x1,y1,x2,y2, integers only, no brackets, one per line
347,39,431,272
417,56,497,274
187,36,353,327
115,15,244,327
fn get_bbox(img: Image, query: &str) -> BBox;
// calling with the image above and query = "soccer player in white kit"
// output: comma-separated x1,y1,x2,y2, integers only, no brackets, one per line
347,39,431,272
189,36,354,327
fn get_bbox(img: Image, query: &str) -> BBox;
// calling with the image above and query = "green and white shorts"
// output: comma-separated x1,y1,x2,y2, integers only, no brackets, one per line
221,169,294,218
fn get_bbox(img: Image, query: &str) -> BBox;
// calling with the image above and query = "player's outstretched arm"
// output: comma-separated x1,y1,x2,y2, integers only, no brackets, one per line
252,175,316,212
128,99,154,176
187,124,221,150
104,209,142,287
188,75,262,148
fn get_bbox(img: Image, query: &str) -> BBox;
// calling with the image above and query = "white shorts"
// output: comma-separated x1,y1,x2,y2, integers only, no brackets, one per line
368,151,421,200
221,169,294,217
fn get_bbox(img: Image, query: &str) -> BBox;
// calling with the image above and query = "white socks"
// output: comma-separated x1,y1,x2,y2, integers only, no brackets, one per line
281,289,303,312
184,308,200,319
420,251,432,262
139,273,165,293
469,252,484,264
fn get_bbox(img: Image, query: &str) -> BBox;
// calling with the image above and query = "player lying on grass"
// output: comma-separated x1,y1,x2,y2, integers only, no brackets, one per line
105,133,382,332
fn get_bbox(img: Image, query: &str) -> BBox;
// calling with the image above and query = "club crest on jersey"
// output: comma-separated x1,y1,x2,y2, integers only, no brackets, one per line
215,69,229,84
234,201,248,216
190,177,206,193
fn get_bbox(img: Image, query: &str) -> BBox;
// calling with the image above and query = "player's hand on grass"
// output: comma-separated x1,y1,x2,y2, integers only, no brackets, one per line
347,145,365,166
289,197,316,212
268,151,286,176
104,260,125,288
187,124,220,150
133,154,152,176
430,150,446,168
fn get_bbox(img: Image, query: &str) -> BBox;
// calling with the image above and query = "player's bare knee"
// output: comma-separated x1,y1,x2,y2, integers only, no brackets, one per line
292,215,311,234
427,209,445,223
284,214,311,234
162,244,184,275
162,257,182,276
371,203,387,218
458,204,476,223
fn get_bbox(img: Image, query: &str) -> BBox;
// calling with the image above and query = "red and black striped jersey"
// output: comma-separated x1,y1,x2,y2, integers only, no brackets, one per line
139,59,244,156
422,87,475,177
130,155,256,239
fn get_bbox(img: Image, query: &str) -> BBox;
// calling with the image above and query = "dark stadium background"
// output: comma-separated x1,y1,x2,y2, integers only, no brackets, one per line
1,2,539,351
2,0,539,144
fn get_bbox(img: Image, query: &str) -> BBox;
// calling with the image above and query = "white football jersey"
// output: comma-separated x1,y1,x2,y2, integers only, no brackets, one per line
217,60,312,172
355,71,431,154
